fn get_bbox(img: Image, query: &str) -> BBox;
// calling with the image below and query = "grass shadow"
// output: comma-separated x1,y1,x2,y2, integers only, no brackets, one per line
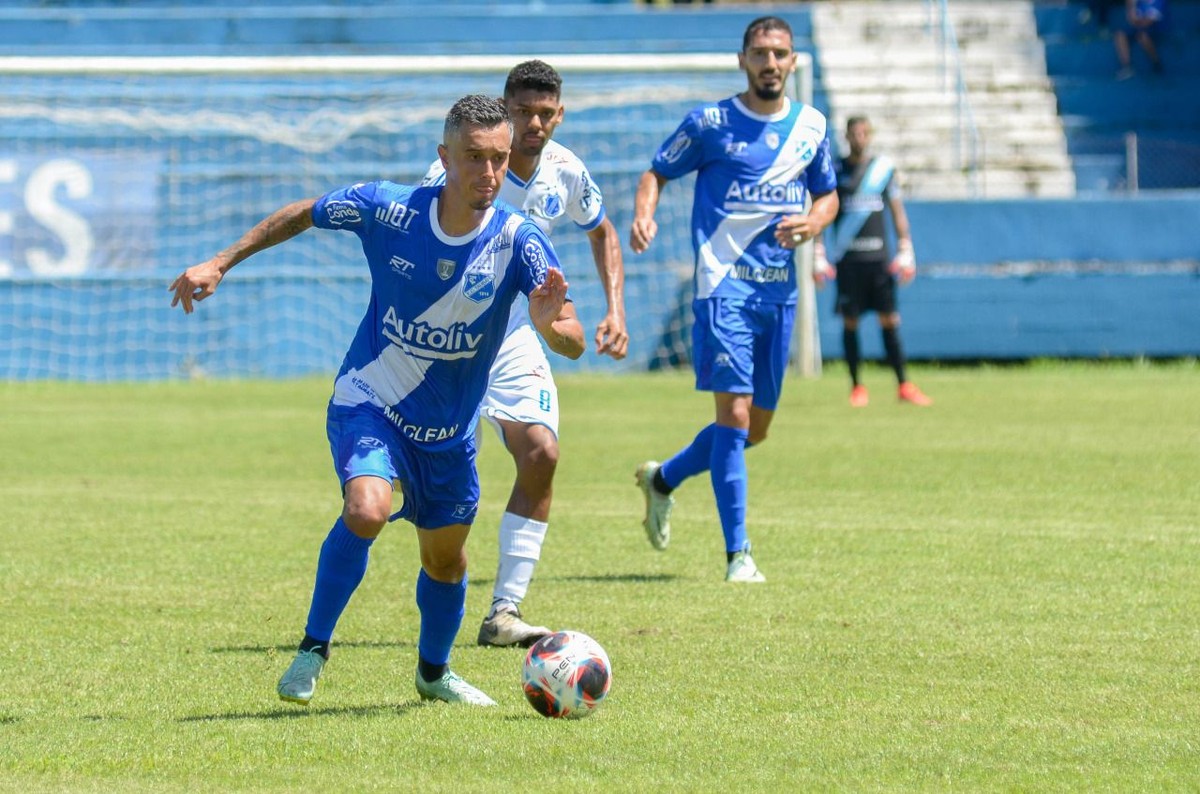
179,702,421,722
539,573,681,584
210,639,416,654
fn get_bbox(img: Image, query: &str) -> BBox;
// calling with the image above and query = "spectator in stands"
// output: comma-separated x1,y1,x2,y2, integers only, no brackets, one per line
814,116,932,408
1114,0,1168,79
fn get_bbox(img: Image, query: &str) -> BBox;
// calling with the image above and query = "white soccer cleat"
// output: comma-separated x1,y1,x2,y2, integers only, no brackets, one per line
635,460,674,551
277,648,327,705
725,548,766,583
415,669,497,707
477,607,552,648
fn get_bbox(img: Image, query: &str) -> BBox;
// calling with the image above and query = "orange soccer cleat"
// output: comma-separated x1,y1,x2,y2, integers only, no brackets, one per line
897,382,933,406
849,384,869,407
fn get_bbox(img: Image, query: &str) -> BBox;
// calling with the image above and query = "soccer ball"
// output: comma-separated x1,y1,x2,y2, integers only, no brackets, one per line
522,630,611,718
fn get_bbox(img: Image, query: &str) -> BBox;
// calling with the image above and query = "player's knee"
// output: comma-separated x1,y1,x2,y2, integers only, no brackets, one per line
420,550,468,582
342,497,390,537
518,435,559,478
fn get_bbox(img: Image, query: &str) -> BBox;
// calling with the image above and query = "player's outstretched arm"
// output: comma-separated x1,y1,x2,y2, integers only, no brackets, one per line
586,217,628,360
629,170,666,254
169,197,317,314
529,268,585,360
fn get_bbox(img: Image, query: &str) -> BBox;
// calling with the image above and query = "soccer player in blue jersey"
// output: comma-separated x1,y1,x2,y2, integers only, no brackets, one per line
169,94,585,706
423,60,628,648
629,16,838,582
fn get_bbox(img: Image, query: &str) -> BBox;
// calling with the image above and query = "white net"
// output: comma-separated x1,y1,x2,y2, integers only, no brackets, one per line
0,54,810,380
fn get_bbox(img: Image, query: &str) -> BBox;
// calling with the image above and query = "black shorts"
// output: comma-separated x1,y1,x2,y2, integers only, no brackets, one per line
835,260,897,317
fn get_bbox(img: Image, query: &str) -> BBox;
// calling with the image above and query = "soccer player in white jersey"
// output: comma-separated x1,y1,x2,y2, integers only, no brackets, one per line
422,60,627,647
629,16,838,582
169,95,584,706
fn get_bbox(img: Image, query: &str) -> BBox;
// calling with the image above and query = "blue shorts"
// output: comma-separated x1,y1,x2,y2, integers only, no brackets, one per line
326,403,480,529
690,297,795,411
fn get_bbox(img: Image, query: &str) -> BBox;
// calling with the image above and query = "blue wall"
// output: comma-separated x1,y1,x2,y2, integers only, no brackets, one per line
818,196,1200,362
908,195,1200,263
1,1,1198,379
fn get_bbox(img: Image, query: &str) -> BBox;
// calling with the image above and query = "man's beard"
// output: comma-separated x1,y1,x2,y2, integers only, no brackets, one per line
518,137,546,158
752,82,784,101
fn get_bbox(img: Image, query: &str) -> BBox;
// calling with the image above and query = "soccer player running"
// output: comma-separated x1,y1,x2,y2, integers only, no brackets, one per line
422,60,627,647
168,95,584,706
813,115,931,408
629,16,838,582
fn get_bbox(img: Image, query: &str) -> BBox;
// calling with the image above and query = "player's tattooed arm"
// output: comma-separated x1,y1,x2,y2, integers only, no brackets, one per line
170,197,317,313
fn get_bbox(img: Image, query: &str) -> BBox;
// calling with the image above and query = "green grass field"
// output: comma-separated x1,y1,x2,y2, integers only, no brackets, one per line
1,362,1198,791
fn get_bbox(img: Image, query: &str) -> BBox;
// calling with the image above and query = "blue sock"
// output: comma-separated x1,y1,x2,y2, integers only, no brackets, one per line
710,425,749,554
416,569,467,668
304,517,374,642
660,424,716,490
660,424,755,492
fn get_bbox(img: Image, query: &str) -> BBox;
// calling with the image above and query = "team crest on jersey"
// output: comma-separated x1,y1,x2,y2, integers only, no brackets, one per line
542,193,562,218
766,132,780,150
436,258,456,280
463,272,494,303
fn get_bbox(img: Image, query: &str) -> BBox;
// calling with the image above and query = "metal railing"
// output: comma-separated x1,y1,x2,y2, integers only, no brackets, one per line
928,0,982,195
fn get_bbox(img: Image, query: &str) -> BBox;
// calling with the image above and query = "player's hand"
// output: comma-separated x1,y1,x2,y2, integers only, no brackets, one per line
629,217,657,254
775,213,821,249
595,312,628,360
169,260,224,314
812,241,835,287
529,267,569,329
889,239,916,286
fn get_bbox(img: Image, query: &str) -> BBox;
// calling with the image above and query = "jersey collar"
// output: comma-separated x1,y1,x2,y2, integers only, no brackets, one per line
732,95,792,123
429,196,495,245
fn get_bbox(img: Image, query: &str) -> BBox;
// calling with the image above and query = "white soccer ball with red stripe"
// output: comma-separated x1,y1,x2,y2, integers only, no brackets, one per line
522,630,611,718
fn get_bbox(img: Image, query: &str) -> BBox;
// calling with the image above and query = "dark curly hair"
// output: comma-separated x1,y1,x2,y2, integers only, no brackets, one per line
503,60,563,100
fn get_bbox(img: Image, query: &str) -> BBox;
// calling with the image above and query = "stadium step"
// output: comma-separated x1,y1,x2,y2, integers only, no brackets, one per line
813,0,1075,199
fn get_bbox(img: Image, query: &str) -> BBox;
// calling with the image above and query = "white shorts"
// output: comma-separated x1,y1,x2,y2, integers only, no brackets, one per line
480,320,559,442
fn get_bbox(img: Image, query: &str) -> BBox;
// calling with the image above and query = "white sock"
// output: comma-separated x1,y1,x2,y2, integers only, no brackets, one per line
492,512,548,610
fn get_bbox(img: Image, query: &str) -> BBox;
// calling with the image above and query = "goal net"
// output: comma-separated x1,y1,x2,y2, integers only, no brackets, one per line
0,53,813,380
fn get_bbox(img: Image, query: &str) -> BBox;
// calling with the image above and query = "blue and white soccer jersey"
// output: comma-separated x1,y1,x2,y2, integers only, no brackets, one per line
651,96,836,406
422,140,605,437
311,181,557,527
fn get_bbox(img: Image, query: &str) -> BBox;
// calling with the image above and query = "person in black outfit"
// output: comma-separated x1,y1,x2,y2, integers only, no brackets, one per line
814,116,931,407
